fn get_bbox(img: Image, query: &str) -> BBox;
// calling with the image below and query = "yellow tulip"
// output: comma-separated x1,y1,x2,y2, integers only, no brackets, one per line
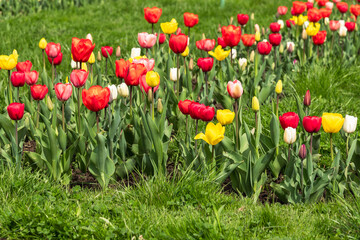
252,96,259,111
81,62,88,72
88,52,95,64
39,38,47,50
306,22,320,37
255,31,261,42
194,122,225,145
0,49,18,70
181,46,189,57
217,109,235,125
129,55,147,63
275,80,282,94
160,18,178,34
322,113,345,133
291,15,307,26
146,71,160,88
208,45,231,61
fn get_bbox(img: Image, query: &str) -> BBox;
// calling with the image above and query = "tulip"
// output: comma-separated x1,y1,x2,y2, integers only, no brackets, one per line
132,58,155,72
124,63,147,86
303,116,322,154
48,52,63,66
325,1,333,9
284,127,297,144
317,0,328,7
322,112,345,160
329,20,340,31
304,90,311,109
343,115,358,156
170,68,179,82
169,34,188,54
257,41,272,55
221,25,242,62
255,31,261,42
278,6,288,15
249,50,255,62
217,36,227,48
286,20,295,28
184,12,198,36
31,84,48,101
287,42,295,53
195,122,225,146
196,39,215,52
0,50,18,70
292,1,307,15
306,22,321,37
345,22,356,32
181,46,189,57
275,80,282,94
161,18,178,34
290,15,308,26
145,71,160,88
55,83,72,102
337,2,348,14
138,32,157,50
115,59,130,80
217,109,235,125
39,38,47,50
108,85,118,103
11,72,26,88
116,83,128,98
158,33,166,44
71,37,95,63
299,144,307,160
25,70,39,86
101,46,113,58
299,143,307,191
313,30,327,47
269,33,282,46
70,69,88,88
241,34,255,48
197,57,214,97
86,33,93,43
114,46,121,58
319,8,332,18
238,58,247,71
307,8,322,22
350,5,360,18
178,100,194,115
16,60,32,73
144,7,162,32
237,14,249,26
277,20,284,29
270,22,281,33
339,26,348,37
252,96,259,112
45,44,60,83
279,112,300,130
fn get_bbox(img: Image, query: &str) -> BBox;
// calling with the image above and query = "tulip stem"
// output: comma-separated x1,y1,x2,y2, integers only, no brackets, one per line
330,133,334,161
62,103,65,131
51,59,55,85
195,119,199,150
15,120,20,172
276,94,279,119
78,88,81,133
42,49,46,70
211,145,215,173
152,23,154,34
177,54,180,99
129,86,133,117
273,46,277,69
346,134,350,157
96,111,99,134
301,158,304,196
152,87,155,120
316,45,319,61
204,71,208,102
230,47,233,65
105,58,108,76
90,64,94,85
331,32,335,52
146,48,148,58
254,49,259,79
8,70,13,104
287,144,291,162
185,115,188,147
108,105,113,160
310,132,313,155
17,87,20,102
188,27,190,38
234,99,239,151
36,101,40,128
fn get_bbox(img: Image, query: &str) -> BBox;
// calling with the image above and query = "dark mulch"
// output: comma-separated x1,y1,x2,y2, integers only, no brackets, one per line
23,140,36,153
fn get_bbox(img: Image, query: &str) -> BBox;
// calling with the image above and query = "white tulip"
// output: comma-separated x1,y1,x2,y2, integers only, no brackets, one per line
303,21,309,29
286,42,295,53
170,68,179,82
86,33,93,43
117,83,129,98
254,24,260,33
339,26,347,37
71,60,77,69
131,48,141,59
277,19,284,29
231,49,237,59
284,127,297,144
308,0,314,3
238,58,247,70
339,20,345,27
325,2,333,9
324,17,329,26
108,85,118,103
343,115,357,134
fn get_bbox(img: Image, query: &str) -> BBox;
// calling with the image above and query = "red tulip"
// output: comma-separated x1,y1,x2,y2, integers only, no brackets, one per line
241,34,255,47
139,75,159,94
55,83,73,102
16,60,32,73
178,100,194,115
183,12,199,28
337,2,348,13
201,106,215,122
144,7,162,24
71,37,95,62
70,69,89,88
11,72,26,87
189,102,203,120
350,5,360,18
7,102,25,120
308,8,322,22
299,144,307,160
269,33,282,46
278,6,288,15
124,63,147,86
45,42,61,59
115,59,130,79
304,90,311,106
345,22,356,32
319,8,332,18
317,0,328,7
286,20,295,28
329,20,340,31
217,37,227,48
157,33,166,44
48,52,63,66
312,30,327,45
303,116,322,133
82,85,110,112
257,41,272,55
169,34,188,54
31,84,48,101
237,14,249,26
269,23,281,33
196,39,216,51
306,2,314,10
292,1,307,15
279,112,300,129
221,25,241,48
101,46,113,58
25,71,39,86
197,57,214,72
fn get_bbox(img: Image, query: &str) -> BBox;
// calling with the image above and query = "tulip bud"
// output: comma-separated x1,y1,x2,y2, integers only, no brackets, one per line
97,51,102,61
238,58,247,71
303,21,309,29
302,29,308,39
277,19,284,29
130,48,141,59
117,83,129,98
339,20,345,27
71,60,77,69
202,33,206,40
339,26,347,37
231,49,237,59
299,144,307,160
262,27,266,36
343,115,358,134
47,95,54,111
148,88,153,102
218,24,222,33
88,52,95,64
254,24,260,33
39,38,47,50
249,50,255,62
275,80,282,94
255,31,261,41
157,99,163,113
304,90,311,106
287,42,295,53
65,76,69,83
324,17,329,26
251,13,255,20
170,68,179,82
108,84,118,103
252,96,259,112
271,62,275,70
189,58,194,70
230,17,234,25
284,127,297,144
81,62,87,72
86,33,93,43
116,46,121,58
279,44,284,54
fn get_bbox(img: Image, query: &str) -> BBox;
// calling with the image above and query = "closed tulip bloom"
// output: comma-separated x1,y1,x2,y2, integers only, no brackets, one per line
0,50,18,70
304,90,311,106
181,46,190,57
257,41,272,55
183,12,199,28
138,33,157,49
252,96,259,111
329,20,340,31
278,20,285,29
169,34,188,54
270,22,281,33
306,22,321,36
82,85,110,112
45,42,61,59
115,59,130,79
145,71,160,88
70,69,89,88
308,8,322,22
306,2,314,10
7,102,25,121
55,83,72,102
71,37,96,62
221,25,242,48
343,115,357,134
158,33,166,44
279,112,300,129
31,84,48,100
217,109,235,125
161,18,178,34
195,122,225,145
39,38,47,50
303,116,322,133
130,48,141,59
337,2,348,13
117,83,129,97
133,58,155,72
25,70,39,86
322,113,345,133
197,57,214,72
196,39,215,51
255,31,261,41
48,52,63,65
317,0,328,7
286,20,295,28
241,34,255,47
144,7,162,24
88,52,95,64
237,14,249,26
269,33,282,46
227,80,243,99
16,60,32,73
217,36,227,48
291,15,308,26
278,6,288,15
86,33,93,43
11,72,26,87
178,100,194,115
312,30,327,45
201,106,215,122
319,8,332,18
170,68,179,81
284,127,297,144
125,63,147,86
107,85,118,103
299,144,307,160
345,22,356,32
350,5,360,17
339,26,348,37
275,80,282,94
292,1,307,15
239,58,247,70
101,46,113,58
287,42,295,53
189,103,203,120
325,2,333,9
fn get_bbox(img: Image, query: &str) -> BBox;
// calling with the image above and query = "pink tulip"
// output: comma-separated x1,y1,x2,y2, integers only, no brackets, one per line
132,58,155,72
325,2,334,9
227,80,243,99
55,83,73,102
25,70,39,86
70,69,88,88
138,32,157,49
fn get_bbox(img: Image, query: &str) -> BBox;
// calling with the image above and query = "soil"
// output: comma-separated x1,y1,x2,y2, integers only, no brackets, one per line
22,140,36,153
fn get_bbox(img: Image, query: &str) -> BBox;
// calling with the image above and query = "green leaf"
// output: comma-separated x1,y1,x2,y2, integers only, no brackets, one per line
270,113,280,147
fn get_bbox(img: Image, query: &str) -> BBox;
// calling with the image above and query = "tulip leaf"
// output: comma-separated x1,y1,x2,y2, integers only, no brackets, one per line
270,113,280,147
